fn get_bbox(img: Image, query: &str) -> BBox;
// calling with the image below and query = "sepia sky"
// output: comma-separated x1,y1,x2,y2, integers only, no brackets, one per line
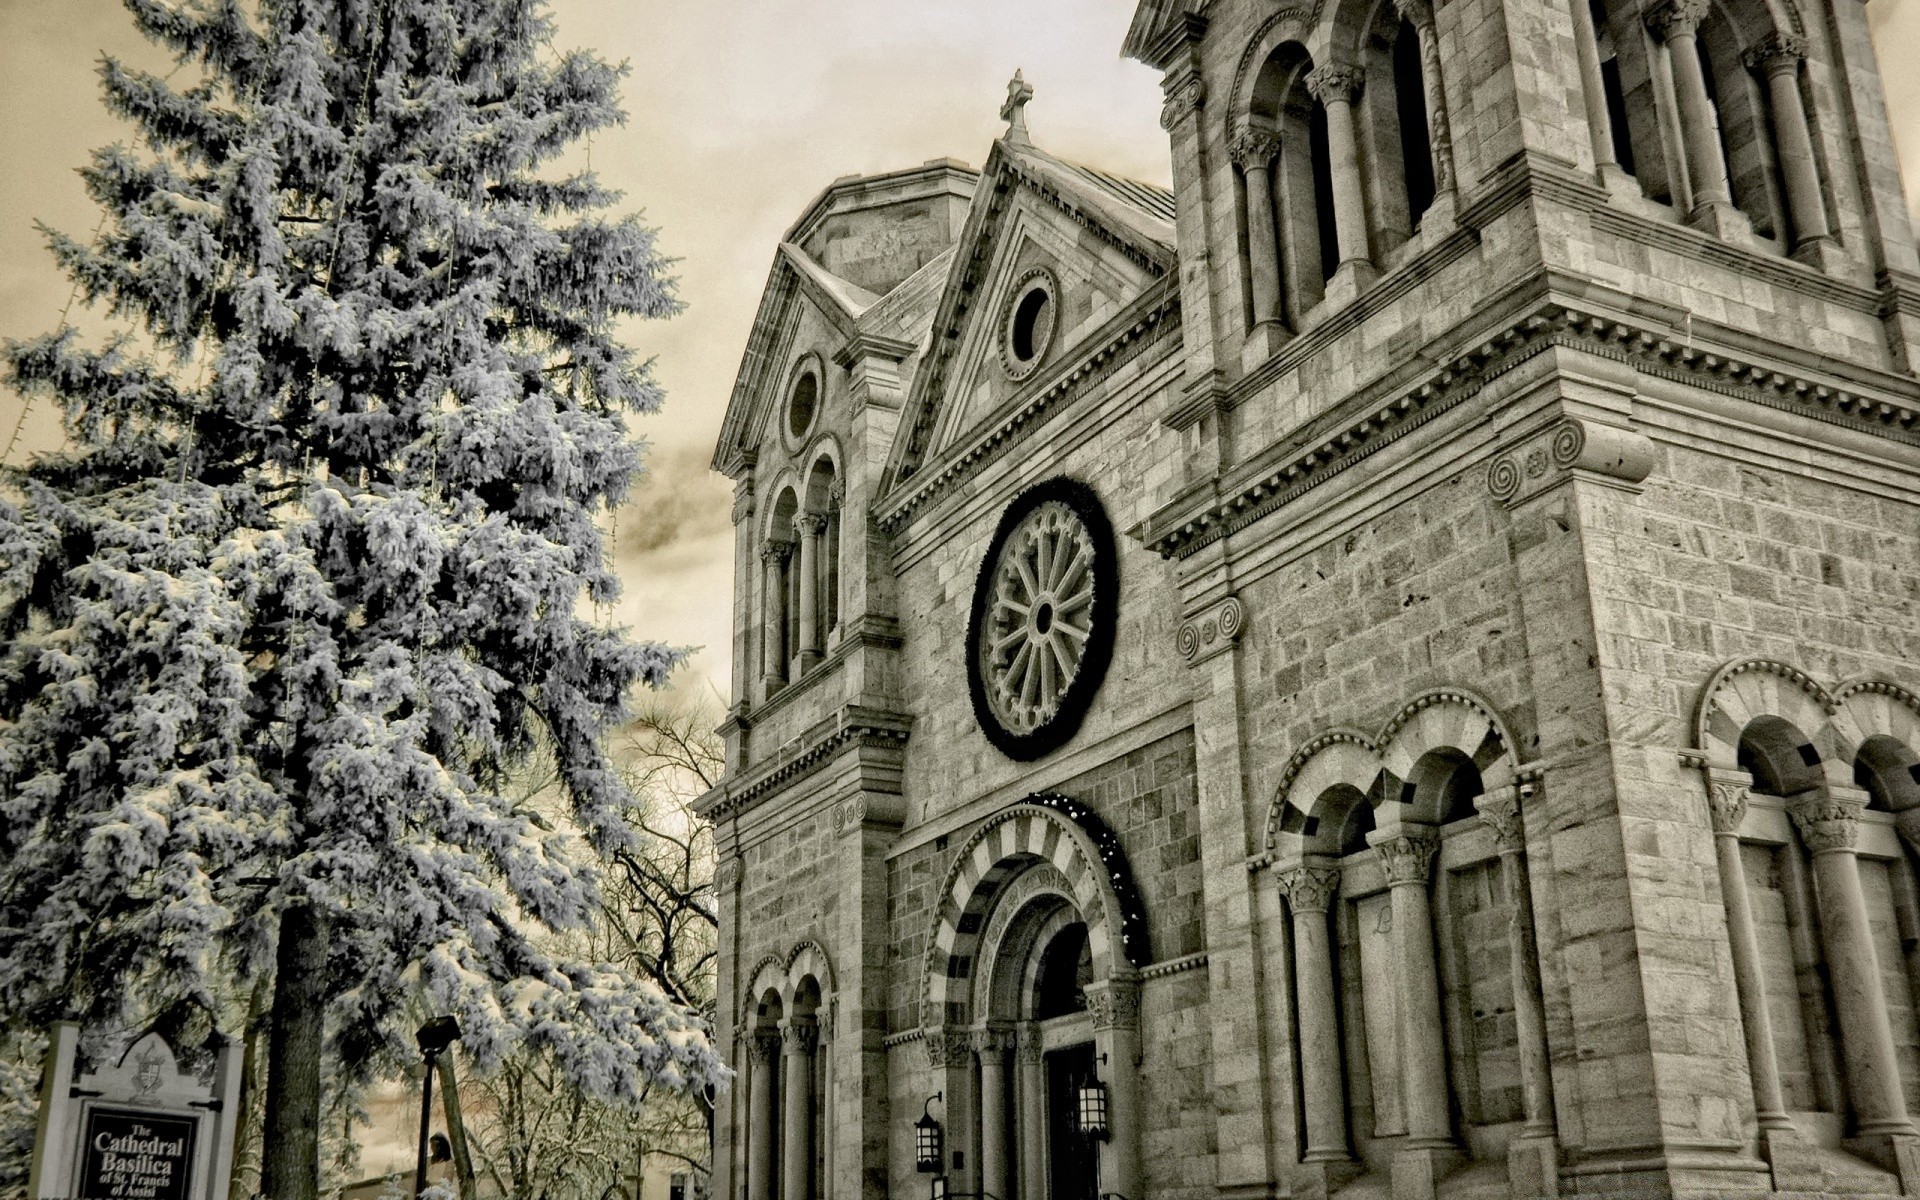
2,0,1917,711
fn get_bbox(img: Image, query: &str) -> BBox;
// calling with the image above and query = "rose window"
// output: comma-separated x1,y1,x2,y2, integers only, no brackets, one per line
967,478,1116,759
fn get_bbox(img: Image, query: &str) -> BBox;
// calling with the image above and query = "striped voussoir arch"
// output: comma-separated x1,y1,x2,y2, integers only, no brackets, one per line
920,795,1147,1032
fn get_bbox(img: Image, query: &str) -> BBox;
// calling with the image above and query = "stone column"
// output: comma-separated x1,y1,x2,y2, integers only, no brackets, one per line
1698,772,1826,1191
1370,829,1459,1200
791,514,825,672
1743,33,1834,260
780,1020,817,1200
747,1033,779,1200
975,1027,1013,1200
1789,790,1915,1139
759,541,790,691
1016,1025,1046,1200
1088,974,1142,1200
1305,65,1373,271
1392,0,1455,194
1647,1,1733,212
1568,0,1618,171
1702,778,1793,1130
1231,127,1285,331
1476,786,1559,1196
1275,862,1352,1167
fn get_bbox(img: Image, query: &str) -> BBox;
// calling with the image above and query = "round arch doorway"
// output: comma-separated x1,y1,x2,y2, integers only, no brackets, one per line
922,799,1146,1200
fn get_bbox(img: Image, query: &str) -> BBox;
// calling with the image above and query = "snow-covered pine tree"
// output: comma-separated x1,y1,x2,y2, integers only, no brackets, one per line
0,3,722,1197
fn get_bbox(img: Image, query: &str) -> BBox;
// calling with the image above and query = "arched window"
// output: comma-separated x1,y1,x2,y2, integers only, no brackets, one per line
1240,43,1339,329
760,488,798,691
1356,2,1439,248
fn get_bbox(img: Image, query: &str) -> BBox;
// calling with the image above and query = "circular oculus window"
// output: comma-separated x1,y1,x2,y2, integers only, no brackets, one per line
999,269,1059,381
785,369,820,443
966,477,1118,760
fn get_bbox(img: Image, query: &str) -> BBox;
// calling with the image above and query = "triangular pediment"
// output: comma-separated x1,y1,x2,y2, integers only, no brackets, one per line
881,140,1176,492
712,245,877,475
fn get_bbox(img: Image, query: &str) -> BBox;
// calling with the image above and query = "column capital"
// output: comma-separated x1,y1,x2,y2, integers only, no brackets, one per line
1305,63,1364,104
1016,1022,1046,1066
1230,126,1282,170
925,1026,971,1069
749,1031,781,1065
1474,784,1528,852
1788,789,1865,854
1372,830,1440,885
777,1018,818,1055
1391,0,1435,28
1743,30,1807,73
1646,0,1708,40
1274,862,1341,913
1086,975,1141,1031
1706,778,1752,835
972,1024,1015,1058
792,512,828,538
760,539,792,565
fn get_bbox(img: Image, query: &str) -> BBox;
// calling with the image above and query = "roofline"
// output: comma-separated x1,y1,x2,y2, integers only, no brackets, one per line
781,158,980,247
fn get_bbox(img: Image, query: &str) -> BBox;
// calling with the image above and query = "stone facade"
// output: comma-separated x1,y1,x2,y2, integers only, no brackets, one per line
696,0,1920,1195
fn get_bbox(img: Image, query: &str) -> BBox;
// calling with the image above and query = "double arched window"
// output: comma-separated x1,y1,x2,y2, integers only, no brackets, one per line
1234,0,1454,335
758,452,841,693
1577,0,1833,259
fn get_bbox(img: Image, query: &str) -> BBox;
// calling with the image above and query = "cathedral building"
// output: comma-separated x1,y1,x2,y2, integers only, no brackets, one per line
694,0,1920,1194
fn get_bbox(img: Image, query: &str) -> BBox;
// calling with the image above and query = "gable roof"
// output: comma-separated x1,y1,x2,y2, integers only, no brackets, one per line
878,137,1178,494
1122,0,1213,67
711,163,979,477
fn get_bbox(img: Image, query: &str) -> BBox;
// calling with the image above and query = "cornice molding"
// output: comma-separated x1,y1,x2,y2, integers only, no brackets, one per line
1137,298,1920,560
696,704,912,823
877,283,1180,535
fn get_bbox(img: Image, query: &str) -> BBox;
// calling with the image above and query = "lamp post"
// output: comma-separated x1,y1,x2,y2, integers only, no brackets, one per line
414,1016,461,1198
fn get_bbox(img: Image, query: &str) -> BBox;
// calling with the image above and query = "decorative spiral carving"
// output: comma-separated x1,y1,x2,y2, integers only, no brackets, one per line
1176,622,1201,660
1550,421,1586,466
1487,455,1522,501
1218,596,1245,640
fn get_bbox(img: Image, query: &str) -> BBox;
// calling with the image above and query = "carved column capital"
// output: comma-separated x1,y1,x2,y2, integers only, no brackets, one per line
1177,594,1246,664
1016,1023,1045,1066
1743,30,1807,74
1086,976,1141,1031
1391,0,1435,28
1475,785,1527,852
1646,0,1708,40
760,539,792,566
971,1024,1015,1058
778,1018,818,1056
1789,790,1865,854
925,1027,972,1069
1374,831,1440,885
1305,63,1364,105
749,1032,781,1065
1274,863,1341,914
1706,779,1751,835
792,512,828,539
1230,127,1282,170
715,855,744,892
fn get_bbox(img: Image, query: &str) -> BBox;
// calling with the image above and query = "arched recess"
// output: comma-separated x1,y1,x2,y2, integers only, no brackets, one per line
922,795,1148,1031
1239,34,1338,325
1378,687,1516,817
1268,730,1383,857
799,439,843,653
1696,659,1840,770
1322,0,1440,247
759,483,800,687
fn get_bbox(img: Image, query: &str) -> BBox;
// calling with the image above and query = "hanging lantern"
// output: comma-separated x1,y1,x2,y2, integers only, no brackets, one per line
915,1094,944,1172
1075,1078,1110,1140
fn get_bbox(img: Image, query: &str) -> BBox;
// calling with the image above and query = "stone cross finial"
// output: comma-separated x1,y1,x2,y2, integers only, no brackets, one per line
1001,69,1034,145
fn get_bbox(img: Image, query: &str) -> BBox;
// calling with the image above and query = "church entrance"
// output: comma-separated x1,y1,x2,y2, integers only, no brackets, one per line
1044,1043,1098,1200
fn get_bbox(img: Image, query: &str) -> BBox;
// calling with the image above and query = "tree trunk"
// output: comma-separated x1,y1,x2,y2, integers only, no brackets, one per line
261,905,327,1200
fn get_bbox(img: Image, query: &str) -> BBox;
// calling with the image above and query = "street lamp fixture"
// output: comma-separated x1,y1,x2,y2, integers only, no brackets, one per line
414,1016,462,1198
1075,1078,1110,1140
915,1092,945,1173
